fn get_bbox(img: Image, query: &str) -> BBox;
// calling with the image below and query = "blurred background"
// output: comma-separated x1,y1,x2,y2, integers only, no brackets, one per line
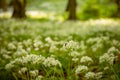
0,0,120,20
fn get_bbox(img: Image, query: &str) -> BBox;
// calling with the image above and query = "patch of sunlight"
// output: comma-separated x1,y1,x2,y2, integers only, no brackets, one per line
27,10,64,22
88,19,120,26
0,11,11,18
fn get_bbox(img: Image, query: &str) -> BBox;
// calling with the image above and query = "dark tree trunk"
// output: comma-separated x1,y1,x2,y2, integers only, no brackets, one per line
10,0,26,18
0,0,7,11
115,0,120,17
66,0,77,20
111,0,120,17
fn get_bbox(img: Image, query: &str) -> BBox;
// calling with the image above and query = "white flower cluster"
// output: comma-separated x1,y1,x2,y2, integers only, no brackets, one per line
86,36,110,52
8,42,16,50
14,48,28,57
85,72,103,80
5,54,45,70
69,51,81,62
112,40,120,47
99,53,115,65
45,37,53,43
85,72,95,79
49,44,58,53
43,56,61,67
80,56,93,65
21,54,45,65
62,40,79,51
69,51,80,57
75,65,88,74
108,47,119,54
29,70,39,77
18,67,28,75
36,75,44,80
33,39,43,51
23,39,33,48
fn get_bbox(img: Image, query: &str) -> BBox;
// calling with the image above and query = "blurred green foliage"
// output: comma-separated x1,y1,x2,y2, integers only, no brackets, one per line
78,0,118,20
1,0,119,20
27,0,119,20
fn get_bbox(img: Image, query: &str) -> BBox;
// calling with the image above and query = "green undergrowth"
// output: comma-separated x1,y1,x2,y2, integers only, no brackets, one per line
0,19,120,80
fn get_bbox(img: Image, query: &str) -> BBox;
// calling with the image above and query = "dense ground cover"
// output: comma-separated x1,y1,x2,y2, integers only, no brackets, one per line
0,19,120,80
0,0,120,80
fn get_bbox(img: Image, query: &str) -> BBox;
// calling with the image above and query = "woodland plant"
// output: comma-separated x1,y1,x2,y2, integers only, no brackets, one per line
0,19,120,80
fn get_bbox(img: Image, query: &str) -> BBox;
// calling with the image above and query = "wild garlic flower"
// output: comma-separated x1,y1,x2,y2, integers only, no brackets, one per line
21,54,45,64
23,39,32,47
107,47,119,54
86,37,101,44
75,65,88,74
85,72,103,80
80,56,93,64
29,70,39,77
62,40,79,51
14,48,28,57
69,51,80,57
45,37,53,43
5,63,14,70
36,75,44,80
18,67,28,75
99,53,115,65
5,58,23,70
72,58,79,62
17,42,23,49
43,56,61,67
6,54,45,71
8,42,16,50
33,40,43,50
3,54,11,59
85,72,95,79
49,45,58,53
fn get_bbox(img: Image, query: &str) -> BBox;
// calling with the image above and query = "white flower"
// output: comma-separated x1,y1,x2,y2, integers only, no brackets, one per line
8,43,16,50
45,37,53,43
75,65,88,74
34,40,42,48
5,63,14,70
18,67,28,75
85,72,95,79
69,51,80,57
107,47,119,54
99,53,115,65
3,54,11,59
43,56,61,67
62,40,79,51
23,39,32,47
72,58,79,62
36,75,44,80
21,54,45,64
14,49,28,57
112,40,120,46
49,45,58,53
29,70,39,77
80,56,93,64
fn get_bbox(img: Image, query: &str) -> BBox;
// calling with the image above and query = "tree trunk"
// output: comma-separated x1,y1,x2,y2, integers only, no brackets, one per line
10,0,26,18
0,0,7,11
115,0,120,17
111,0,120,17
66,0,77,20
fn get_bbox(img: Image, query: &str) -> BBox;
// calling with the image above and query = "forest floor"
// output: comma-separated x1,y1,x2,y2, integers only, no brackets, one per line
0,0,120,80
